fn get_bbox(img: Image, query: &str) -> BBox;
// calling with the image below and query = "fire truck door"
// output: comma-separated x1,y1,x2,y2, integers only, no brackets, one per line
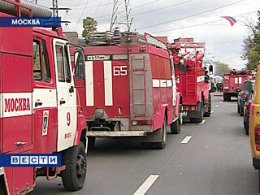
53,39,77,152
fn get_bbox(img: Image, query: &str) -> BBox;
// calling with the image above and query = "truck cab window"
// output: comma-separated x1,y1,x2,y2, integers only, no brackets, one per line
74,51,84,80
41,42,51,82
55,44,71,83
33,40,51,82
33,41,41,80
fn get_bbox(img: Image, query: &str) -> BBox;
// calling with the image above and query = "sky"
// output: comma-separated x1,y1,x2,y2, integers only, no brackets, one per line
36,0,260,69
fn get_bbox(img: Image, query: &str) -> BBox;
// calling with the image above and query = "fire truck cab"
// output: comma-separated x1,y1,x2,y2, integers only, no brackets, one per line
0,1,87,194
168,38,212,123
72,32,182,149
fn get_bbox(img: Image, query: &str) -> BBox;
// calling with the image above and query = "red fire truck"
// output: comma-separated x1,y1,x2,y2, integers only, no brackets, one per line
0,1,87,194
168,38,212,123
223,69,253,101
72,32,182,149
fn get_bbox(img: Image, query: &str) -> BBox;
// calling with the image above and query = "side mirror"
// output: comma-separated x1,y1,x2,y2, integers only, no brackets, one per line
209,65,213,75
74,48,85,80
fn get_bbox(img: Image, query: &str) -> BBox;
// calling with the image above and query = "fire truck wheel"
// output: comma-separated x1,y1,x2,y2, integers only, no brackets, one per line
190,103,203,123
170,105,182,134
227,94,231,101
204,94,211,117
61,142,87,191
170,118,180,134
153,118,167,149
223,93,229,101
88,137,96,149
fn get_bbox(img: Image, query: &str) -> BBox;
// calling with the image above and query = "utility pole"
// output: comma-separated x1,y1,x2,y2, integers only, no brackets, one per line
110,0,133,32
51,0,71,25
52,0,58,17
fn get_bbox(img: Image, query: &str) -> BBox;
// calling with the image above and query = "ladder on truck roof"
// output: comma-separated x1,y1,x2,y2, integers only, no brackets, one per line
131,56,148,119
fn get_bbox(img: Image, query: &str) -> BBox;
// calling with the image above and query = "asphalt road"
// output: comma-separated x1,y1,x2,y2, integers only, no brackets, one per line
32,94,259,195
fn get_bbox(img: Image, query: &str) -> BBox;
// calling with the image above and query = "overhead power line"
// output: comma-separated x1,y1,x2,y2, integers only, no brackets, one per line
70,2,113,10
151,10,258,34
137,0,247,30
131,0,160,9
94,0,191,20
133,0,193,16
75,0,89,29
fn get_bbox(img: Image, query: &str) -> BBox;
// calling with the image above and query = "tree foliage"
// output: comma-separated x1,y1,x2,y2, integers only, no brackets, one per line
214,61,230,77
242,11,260,69
82,17,97,38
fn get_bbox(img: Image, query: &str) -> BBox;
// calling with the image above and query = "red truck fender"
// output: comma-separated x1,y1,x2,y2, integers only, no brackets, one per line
173,92,182,117
73,112,87,147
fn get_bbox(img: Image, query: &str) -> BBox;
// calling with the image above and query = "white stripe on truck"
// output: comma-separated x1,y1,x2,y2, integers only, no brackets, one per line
85,61,94,106
104,61,113,106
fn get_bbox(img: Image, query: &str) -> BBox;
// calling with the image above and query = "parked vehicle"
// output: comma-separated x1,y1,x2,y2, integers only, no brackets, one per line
244,100,252,135
223,69,253,101
168,38,213,123
249,65,260,171
71,32,182,149
0,1,87,194
237,80,255,116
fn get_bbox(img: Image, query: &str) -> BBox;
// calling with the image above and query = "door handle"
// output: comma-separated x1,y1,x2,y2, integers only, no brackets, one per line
69,86,74,93
35,100,43,107
60,100,66,105
16,141,27,146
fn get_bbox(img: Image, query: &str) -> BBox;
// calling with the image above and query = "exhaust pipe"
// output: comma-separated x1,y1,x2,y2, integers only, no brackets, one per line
0,0,52,17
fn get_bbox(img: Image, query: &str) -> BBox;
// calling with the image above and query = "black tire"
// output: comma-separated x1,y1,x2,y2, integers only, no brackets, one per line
152,118,167,149
190,102,203,123
204,94,211,117
88,137,96,149
170,105,182,134
227,94,231,101
61,142,87,191
237,104,240,113
223,93,228,101
170,118,180,134
244,119,249,135
240,105,244,116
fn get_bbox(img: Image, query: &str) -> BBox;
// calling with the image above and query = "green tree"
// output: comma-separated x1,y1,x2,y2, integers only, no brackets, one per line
242,11,260,69
82,17,97,38
214,61,230,77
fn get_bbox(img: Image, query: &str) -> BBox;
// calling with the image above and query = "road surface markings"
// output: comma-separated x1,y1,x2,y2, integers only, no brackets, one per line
216,105,220,108
181,136,192,144
211,110,214,114
200,119,206,125
133,175,159,195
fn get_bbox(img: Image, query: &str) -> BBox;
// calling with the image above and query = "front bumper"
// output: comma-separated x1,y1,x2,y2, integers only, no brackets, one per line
87,130,146,137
